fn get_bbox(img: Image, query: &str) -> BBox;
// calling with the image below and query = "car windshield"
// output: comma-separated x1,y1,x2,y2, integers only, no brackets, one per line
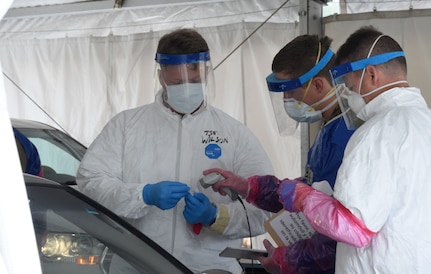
18,127,86,184
27,179,192,274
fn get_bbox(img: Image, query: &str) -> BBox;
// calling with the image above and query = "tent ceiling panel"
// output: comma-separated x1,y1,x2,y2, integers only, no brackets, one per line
340,0,431,14
6,0,237,18
9,0,231,9
1,0,299,39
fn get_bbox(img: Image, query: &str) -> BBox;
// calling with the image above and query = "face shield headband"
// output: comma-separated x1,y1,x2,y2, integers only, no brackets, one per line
266,48,334,93
155,51,210,65
330,51,405,82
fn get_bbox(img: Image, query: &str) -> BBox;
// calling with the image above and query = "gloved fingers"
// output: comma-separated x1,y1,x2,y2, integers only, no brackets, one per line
184,193,210,211
184,192,193,201
258,240,273,266
144,181,190,210
158,188,188,203
217,188,228,196
184,194,201,209
160,181,189,201
183,210,197,223
202,168,246,195
164,181,190,193
263,239,275,255
183,202,201,224
183,192,216,225
259,240,282,274
202,168,226,176
212,174,248,198
183,206,194,217
168,191,190,201
192,192,208,202
166,196,184,206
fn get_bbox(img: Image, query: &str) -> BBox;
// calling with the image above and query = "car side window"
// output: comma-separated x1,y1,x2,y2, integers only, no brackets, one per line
27,183,192,274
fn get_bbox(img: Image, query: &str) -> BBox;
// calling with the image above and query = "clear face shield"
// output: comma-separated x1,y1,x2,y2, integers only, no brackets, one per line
267,87,299,136
154,51,215,114
330,51,406,130
266,48,334,135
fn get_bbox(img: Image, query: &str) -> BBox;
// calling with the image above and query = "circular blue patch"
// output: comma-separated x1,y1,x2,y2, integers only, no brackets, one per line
205,143,222,159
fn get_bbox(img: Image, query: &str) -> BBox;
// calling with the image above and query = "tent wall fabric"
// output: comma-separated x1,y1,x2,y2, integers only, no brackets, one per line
324,9,431,107
0,0,303,180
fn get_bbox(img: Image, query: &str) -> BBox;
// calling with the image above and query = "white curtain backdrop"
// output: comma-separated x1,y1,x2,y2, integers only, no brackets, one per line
0,0,303,181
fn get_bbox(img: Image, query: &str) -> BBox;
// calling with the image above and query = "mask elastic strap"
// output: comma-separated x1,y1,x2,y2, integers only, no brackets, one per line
358,34,385,95
310,87,334,107
360,80,409,98
299,42,322,105
311,87,337,112
319,93,338,113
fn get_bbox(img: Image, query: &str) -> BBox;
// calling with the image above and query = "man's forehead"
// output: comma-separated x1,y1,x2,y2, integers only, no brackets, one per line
162,63,199,71
274,71,292,80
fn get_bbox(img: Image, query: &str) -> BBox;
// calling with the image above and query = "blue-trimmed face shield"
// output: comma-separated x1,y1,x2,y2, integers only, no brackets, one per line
266,49,334,93
266,48,334,135
330,51,405,84
154,51,215,114
330,51,405,129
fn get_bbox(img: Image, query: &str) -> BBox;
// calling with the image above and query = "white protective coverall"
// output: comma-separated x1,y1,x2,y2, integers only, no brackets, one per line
77,90,274,273
333,87,431,273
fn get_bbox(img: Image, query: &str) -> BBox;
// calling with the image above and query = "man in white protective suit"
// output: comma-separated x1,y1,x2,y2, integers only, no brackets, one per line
77,28,273,274
259,25,431,274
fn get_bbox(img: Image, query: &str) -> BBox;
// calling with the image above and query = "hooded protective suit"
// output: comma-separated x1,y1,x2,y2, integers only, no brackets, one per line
332,87,431,273
281,87,431,273
77,90,273,273
245,87,431,273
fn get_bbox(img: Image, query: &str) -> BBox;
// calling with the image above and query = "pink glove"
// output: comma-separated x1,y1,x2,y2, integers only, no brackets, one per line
258,239,291,274
202,168,249,198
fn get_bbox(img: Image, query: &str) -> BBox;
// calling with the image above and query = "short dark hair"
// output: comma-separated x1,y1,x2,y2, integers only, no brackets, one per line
272,34,335,83
157,28,209,55
334,25,407,74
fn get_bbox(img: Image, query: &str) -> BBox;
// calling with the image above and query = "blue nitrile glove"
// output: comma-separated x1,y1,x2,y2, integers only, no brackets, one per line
143,181,190,210
183,192,217,226
279,178,313,212
279,180,298,212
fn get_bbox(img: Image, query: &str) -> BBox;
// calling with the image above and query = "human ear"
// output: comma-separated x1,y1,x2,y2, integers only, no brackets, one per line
366,65,378,85
313,77,325,94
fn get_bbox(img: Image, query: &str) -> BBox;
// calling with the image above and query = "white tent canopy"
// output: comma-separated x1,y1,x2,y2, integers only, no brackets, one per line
1,0,431,179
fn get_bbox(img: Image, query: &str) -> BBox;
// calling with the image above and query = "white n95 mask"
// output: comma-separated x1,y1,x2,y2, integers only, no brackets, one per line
283,88,337,123
343,88,366,115
283,99,323,123
344,80,409,116
166,83,204,114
